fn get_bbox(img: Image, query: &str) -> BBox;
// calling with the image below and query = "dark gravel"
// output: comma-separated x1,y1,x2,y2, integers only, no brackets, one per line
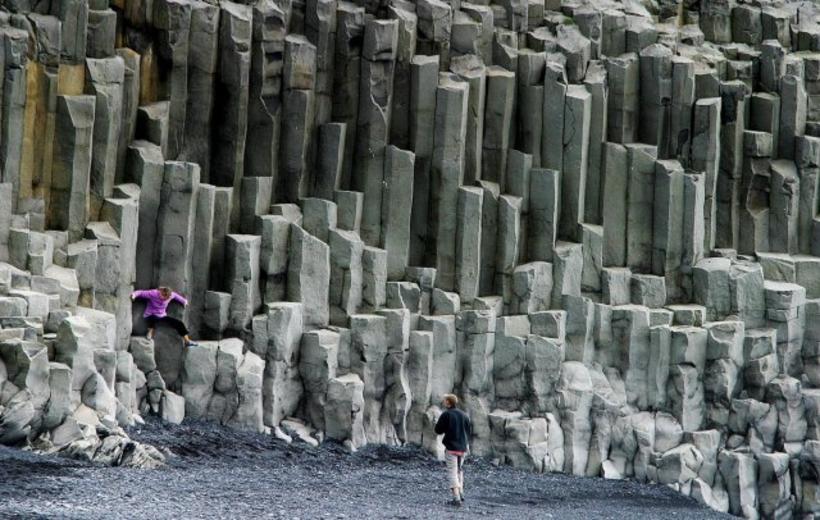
0,419,732,520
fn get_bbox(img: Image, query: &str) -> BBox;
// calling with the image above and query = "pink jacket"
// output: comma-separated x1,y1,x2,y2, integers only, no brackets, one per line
132,289,187,318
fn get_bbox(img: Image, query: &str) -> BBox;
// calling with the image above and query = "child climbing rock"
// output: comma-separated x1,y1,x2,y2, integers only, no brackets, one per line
131,287,198,347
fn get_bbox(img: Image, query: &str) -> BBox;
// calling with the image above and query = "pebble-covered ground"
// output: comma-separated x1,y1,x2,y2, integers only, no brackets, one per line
0,419,731,520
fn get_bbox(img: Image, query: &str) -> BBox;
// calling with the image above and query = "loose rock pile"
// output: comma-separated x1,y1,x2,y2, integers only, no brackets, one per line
1,0,820,517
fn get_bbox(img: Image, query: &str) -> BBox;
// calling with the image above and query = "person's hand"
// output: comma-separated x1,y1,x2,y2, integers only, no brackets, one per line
130,294,135,301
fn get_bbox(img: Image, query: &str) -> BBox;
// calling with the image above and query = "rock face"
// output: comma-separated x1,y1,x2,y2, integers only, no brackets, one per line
2,1,820,516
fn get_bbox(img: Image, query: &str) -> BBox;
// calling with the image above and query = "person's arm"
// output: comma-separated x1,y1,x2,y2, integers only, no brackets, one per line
131,289,151,300
172,292,188,306
434,411,447,435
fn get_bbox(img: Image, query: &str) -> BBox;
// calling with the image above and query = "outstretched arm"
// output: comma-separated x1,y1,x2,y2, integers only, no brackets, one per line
131,289,152,300
172,292,188,306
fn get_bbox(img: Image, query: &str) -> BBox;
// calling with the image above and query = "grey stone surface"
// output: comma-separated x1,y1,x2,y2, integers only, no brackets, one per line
49,96,95,241
3,3,820,516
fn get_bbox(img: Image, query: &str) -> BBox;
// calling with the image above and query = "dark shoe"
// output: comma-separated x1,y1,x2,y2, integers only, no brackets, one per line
446,499,462,507
186,341,199,348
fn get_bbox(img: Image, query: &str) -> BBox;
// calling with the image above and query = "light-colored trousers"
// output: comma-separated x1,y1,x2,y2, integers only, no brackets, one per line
445,451,465,491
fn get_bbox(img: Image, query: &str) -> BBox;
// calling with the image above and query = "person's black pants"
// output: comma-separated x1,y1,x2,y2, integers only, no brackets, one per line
145,315,189,337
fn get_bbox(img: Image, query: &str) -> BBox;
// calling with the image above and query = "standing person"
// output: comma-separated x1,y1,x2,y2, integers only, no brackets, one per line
131,287,198,347
434,394,471,506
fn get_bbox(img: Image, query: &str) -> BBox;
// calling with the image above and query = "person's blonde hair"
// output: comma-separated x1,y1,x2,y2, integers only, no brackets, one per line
443,394,459,407
158,286,172,298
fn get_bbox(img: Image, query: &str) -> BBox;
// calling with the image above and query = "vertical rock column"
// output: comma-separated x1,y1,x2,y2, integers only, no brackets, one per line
716,81,748,250
332,2,365,188
52,0,88,64
541,56,567,172
0,28,29,210
349,314,388,444
155,161,200,298
279,35,317,203
181,0,219,180
738,131,773,255
189,183,215,336
306,0,337,127
477,181,499,297
602,143,627,266
431,74,468,291
450,55,486,185
457,310,495,456
0,183,10,261
225,234,261,332
329,228,363,325
765,281,806,378
299,329,339,433
212,2,251,228
626,144,657,273
458,3,492,64
84,56,125,219
605,52,639,144
653,160,684,301
667,326,707,432
209,187,233,291
22,15,61,208
700,0,733,43
406,330,433,445
560,85,591,243
314,122,346,199
495,194,522,303
129,142,164,289
639,44,672,158
417,0,452,71
381,146,414,281
243,0,286,181
361,245,387,312
257,214,290,303
516,50,544,168
83,219,123,342
99,189,141,350
528,168,560,262
86,7,117,59
48,95,95,241
408,54,439,266
506,151,532,265
583,61,607,225
287,225,330,329
263,303,303,430
115,48,142,185
669,56,694,162
153,0,192,159
691,97,721,253
681,173,705,299
456,186,483,303
388,3,417,151
481,66,515,190
378,308,412,445
796,137,820,255
778,74,807,161
769,160,800,254
355,19,398,247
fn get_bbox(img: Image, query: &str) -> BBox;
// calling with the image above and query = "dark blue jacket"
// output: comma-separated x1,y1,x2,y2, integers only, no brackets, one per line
434,407,472,452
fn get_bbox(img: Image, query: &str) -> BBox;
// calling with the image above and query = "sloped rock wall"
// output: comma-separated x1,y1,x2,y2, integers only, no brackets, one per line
2,0,820,516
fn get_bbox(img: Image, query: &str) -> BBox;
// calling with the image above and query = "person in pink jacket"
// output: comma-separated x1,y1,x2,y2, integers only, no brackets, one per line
131,287,198,347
